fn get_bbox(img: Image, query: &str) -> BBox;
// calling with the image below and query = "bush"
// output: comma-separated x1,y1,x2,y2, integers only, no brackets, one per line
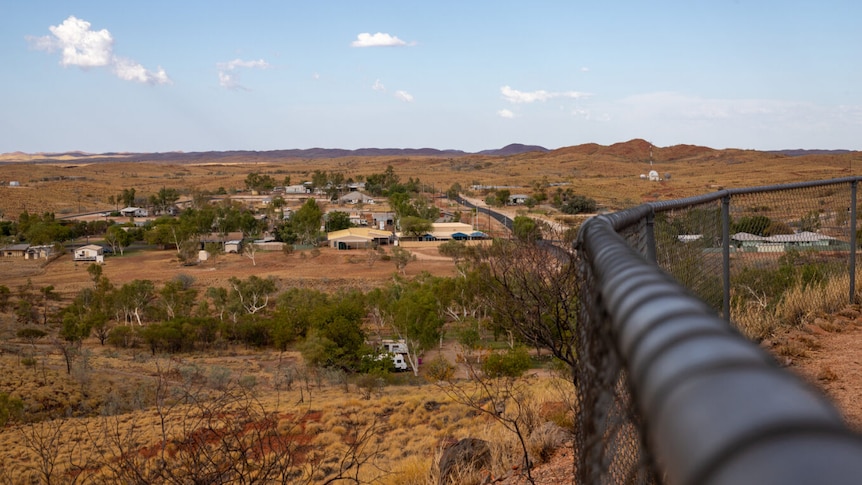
107,325,137,348
0,392,24,426
482,347,532,378
559,195,597,215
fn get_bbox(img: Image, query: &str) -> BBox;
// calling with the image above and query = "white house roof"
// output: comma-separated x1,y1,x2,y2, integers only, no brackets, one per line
78,244,104,252
731,232,766,241
732,231,835,243
338,191,375,202
327,227,392,241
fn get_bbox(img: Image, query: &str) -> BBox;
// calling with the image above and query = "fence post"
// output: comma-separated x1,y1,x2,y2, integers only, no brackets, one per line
645,208,657,263
721,195,731,321
851,180,858,304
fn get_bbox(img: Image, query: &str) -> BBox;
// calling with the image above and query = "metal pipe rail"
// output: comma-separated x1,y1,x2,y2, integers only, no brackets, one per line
577,211,862,484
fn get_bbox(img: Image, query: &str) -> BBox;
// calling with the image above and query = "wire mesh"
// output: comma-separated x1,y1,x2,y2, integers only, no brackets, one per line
576,246,659,484
574,178,860,484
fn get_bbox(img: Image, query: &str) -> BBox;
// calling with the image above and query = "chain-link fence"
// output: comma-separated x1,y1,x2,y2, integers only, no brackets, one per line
573,177,862,484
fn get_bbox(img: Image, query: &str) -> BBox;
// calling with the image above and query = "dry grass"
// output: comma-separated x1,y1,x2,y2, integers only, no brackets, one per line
0,340,574,484
0,142,858,219
734,272,862,341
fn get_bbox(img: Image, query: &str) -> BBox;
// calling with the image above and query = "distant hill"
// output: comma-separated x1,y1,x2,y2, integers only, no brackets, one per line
477,143,550,156
0,144,553,163
1,141,859,165
768,149,854,157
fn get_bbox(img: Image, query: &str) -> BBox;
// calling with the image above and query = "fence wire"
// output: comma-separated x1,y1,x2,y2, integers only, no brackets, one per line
574,177,862,484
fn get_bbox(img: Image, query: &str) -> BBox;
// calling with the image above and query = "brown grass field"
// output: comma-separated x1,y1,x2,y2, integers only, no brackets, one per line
1,139,860,218
2,140,862,483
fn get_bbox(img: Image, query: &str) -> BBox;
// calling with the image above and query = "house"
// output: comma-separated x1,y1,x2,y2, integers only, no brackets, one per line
508,194,530,205
327,227,393,250
371,212,396,231
74,244,104,263
26,245,55,260
338,191,375,205
119,207,149,218
1,243,30,258
731,231,842,252
283,184,311,194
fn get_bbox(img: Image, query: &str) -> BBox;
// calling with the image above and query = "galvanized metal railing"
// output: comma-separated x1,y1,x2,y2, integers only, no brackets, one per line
573,177,862,484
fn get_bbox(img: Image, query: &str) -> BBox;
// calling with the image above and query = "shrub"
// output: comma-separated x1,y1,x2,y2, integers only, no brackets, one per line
482,347,531,379
0,392,24,426
107,325,137,348
559,195,597,215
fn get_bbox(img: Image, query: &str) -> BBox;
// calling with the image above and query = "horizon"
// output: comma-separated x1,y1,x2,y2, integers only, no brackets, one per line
2,139,858,158
2,2,861,154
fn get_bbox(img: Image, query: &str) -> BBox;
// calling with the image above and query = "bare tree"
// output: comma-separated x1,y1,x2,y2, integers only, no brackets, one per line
243,242,259,266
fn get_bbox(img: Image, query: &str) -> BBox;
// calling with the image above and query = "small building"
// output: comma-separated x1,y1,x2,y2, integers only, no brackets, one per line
1,243,30,258
338,191,376,205
371,212,396,231
119,207,149,218
26,245,55,260
731,231,841,252
224,240,243,254
283,184,311,194
74,244,104,263
327,227,393,250
508,194,530,205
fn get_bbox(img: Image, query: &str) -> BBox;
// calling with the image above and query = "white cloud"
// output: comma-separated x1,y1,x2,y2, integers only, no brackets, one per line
113,57,170,84
500,85,590,104
394,90,414,102
497,109,515,119
351,32,409,47
27,15,170,85
372,79,386,91
216,58,270,90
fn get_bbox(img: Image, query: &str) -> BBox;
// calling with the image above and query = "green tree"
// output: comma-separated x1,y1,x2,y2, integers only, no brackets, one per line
114,280,156,326
399,216,432,238
325,211,352,232
299,291,367,370
228,275,278,316
373,277,446,376
148,187,180,214
245,172,276,192
105,225,133,256
512,216,541,242
120,188,136,207
446,182,463,200
732,215,772,236
17,327,47,347
157,277,199,320
291,198,323,245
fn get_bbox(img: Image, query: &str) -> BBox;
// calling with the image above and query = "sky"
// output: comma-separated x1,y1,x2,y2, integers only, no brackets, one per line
1,1,861,154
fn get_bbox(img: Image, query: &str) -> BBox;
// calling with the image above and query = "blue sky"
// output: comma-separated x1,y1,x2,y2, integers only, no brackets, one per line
2,1,861,153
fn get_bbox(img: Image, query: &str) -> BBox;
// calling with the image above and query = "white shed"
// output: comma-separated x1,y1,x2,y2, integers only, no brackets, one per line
74,244,104,263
